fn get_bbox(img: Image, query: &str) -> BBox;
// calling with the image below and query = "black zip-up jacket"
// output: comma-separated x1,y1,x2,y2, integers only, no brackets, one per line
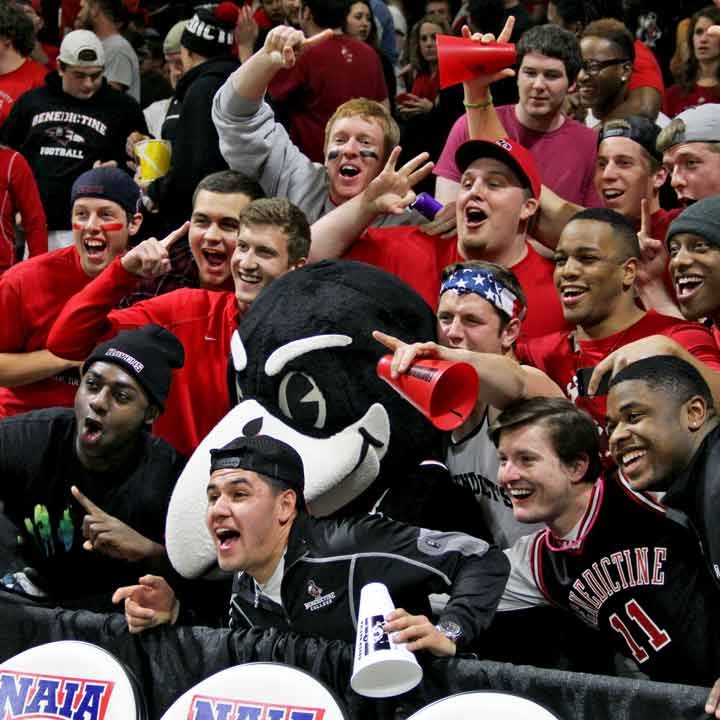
1,73,146,230
664,422,720,589
147,56,239,229
229,511,509,649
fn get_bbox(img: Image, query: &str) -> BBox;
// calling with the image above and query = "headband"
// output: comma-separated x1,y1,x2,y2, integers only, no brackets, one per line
440,268,525,320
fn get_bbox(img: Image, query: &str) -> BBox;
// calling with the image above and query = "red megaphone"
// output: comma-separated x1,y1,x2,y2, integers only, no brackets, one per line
437,34,516,89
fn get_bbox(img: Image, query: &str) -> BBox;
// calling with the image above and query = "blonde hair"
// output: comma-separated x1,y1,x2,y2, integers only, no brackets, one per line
323,98,400,161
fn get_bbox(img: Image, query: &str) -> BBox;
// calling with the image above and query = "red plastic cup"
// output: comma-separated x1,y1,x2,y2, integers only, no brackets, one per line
437,34,516,89
377,355,479,431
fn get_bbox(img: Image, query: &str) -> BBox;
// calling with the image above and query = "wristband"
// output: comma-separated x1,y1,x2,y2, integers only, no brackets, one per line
463,93,493,110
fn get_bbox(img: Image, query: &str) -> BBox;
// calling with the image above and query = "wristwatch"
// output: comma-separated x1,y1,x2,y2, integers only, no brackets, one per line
435,619,463,643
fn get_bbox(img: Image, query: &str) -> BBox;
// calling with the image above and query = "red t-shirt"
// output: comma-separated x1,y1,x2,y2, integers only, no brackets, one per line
0,247,88,417
628,40,665,96
663,83,720,118
345,226,569,339
47,258,242,458
0,59,47,127
268,35,388,163
515,310,720,425
411,72,440,103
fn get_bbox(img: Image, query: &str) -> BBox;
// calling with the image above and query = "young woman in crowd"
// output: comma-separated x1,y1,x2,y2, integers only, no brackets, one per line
665,5,720,116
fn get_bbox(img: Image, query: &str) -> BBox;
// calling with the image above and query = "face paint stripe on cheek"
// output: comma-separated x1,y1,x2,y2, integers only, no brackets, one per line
73,222,125,232
360,149,379,160
327,149,341,161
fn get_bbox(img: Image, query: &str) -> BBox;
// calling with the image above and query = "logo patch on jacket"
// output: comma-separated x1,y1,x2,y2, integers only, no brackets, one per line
303,579,336,611
188,695,326,719
0,669,114,719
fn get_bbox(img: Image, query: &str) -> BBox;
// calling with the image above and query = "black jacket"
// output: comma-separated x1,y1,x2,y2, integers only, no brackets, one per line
229,511,509,649
664,423,720,590
1,73,146,230
147,56,239,229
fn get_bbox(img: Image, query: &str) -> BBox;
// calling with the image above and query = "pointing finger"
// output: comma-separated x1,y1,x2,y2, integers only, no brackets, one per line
372,330,403,351
112,585,143,604
71,485,104,516
301,28,334,51
160,221,190,250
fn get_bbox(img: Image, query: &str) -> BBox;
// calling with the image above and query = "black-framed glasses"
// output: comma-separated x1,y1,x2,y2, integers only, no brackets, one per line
580,58,630,76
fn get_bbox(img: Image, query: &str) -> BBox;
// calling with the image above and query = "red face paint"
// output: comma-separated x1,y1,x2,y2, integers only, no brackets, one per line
73,221,125,232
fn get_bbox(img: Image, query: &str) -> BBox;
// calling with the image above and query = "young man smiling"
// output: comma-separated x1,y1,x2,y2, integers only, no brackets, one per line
514,208,720,428
0,325,185,612
0,167,142,418
657,103,720,206
47,199,310,457
127,170,265,304
605,357,720,716
492,396,720,687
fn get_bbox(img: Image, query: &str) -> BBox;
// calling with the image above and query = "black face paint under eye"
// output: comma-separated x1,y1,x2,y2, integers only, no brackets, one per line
327,149,341,160
360,149,379,160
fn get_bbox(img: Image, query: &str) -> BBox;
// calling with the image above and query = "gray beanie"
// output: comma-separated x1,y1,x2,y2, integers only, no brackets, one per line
666,196,720,249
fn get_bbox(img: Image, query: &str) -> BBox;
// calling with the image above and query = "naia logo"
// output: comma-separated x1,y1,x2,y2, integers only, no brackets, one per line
188,695,326,719
0,669,114,719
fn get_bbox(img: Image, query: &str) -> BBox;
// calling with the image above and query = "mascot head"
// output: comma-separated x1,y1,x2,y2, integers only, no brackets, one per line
167,261,441,577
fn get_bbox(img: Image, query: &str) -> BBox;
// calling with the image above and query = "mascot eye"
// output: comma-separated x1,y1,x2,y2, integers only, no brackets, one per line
278,372,327,429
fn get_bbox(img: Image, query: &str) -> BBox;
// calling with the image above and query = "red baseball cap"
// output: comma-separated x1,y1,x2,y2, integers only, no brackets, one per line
455,137,542,200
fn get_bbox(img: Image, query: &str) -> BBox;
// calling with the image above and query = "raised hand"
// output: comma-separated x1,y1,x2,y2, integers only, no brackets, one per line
262,25,334,69
460,15,516,94
72,485,164,562
364,147,433,215
120,221,190,277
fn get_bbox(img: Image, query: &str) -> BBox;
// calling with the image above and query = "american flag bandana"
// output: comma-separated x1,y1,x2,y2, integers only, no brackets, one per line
439,267,526,320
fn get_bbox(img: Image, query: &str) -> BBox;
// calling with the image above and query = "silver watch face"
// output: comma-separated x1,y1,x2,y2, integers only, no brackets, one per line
437,620,462,641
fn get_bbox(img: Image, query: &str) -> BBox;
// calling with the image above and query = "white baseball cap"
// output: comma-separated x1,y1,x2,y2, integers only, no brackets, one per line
59,29,105,67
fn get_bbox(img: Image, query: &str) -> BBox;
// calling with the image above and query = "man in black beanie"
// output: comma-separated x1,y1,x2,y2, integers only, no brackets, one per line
0,324,186,613
140,2,241,231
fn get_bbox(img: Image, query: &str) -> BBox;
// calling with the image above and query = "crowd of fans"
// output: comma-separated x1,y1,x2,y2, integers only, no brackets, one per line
3,0,720,715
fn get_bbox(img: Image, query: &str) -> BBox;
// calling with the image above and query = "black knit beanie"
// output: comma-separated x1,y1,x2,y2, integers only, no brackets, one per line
666,196,720,250
82,324,185,411
181,3,239,58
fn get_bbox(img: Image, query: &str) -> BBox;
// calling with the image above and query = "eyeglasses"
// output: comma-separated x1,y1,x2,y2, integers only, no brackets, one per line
580,58,630,76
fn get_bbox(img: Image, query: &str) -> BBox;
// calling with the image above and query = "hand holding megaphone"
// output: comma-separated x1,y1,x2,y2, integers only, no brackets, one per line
438,15,517,90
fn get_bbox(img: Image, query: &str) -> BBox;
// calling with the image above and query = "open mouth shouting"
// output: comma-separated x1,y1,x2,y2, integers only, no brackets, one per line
464,206,488,228
214,526,240,553
339,164,362,179
201,247,230,279
80,416,104,446
83,237,109,263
